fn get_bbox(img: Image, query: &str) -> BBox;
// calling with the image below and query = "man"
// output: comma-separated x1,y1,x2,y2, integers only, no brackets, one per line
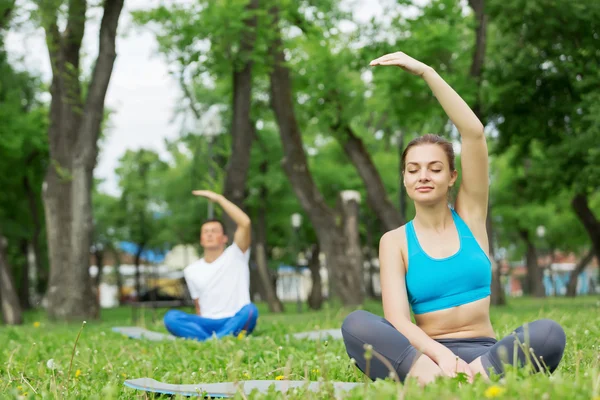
163,190,258,341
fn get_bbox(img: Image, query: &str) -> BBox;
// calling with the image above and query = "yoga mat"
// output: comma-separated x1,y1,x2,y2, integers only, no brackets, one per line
112,326,176,341
124,377,359,398
288,328,343,340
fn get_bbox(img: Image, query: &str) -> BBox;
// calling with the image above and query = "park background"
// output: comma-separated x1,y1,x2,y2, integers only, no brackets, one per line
0,0,599,398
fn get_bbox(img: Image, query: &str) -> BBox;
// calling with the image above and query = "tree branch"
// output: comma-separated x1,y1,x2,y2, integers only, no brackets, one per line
78,0,125,164
63,0,87,67
37,1,62,76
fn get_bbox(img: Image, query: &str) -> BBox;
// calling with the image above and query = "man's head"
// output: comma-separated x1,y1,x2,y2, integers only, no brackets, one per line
200,219,228,251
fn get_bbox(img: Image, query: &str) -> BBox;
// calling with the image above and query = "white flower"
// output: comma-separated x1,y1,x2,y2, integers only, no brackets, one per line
47,359,56,370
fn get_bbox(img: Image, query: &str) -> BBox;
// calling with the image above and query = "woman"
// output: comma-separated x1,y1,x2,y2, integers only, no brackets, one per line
341,51,566,385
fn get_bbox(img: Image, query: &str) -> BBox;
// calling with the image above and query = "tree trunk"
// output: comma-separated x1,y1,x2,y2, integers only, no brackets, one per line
339,190,364,295
23,169,44,298
134,245,144,300
467,0,487,118
571,194,600,266
268,7,363,306
519,229,545,297
18,239,30,310
339,126,403,232
566,249,594,297
41,0,125,321
487,203,506,305
221,0,259,236
94,247,105,308
307,243,323,310
467,0,505,306
254,157,283,312
0,233,23,325
111,246,123,305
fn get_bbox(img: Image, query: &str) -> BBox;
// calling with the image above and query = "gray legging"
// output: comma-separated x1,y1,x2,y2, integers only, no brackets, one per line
342,310,566,382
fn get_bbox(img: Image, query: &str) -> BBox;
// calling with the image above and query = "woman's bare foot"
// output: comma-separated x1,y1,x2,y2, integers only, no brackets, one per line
406,354,444,386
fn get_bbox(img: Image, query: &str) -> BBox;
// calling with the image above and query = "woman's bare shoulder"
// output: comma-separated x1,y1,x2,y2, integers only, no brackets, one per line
379,224,410,270
380,224,408,244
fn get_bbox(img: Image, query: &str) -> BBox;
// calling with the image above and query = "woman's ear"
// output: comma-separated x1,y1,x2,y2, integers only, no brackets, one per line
449,170,458,187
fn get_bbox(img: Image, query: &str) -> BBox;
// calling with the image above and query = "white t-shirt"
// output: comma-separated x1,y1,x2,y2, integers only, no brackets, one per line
183,243,251,319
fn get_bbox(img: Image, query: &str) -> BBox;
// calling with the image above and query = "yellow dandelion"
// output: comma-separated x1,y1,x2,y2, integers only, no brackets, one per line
121,373,127,378
312,369,319,374
33,322,41,328
17,386,23,391
275,375,284,380
237,330,247,340
484,385,506,398
242,372,250,379
75,369,82,378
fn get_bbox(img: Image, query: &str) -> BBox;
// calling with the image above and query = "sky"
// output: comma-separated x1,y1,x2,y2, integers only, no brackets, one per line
5,0,396,196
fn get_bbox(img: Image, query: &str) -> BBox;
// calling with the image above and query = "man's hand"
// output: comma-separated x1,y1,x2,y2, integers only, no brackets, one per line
192,190,222,203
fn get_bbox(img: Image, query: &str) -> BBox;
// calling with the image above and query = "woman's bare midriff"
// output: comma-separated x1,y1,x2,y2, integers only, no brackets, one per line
414,297,496,339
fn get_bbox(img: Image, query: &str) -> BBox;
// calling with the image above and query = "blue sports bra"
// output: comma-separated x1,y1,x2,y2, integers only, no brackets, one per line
405,208,491,315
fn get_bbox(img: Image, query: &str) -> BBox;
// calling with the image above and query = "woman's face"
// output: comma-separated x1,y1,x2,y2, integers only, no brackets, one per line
403,144,457,205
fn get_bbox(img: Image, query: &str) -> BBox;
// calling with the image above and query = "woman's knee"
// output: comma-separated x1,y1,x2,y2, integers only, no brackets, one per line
341,310,378,339
528,319,566,370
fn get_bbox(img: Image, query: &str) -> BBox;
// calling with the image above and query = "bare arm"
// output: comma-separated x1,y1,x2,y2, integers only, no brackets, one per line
215,195,252,253
379,231,453,364
421,68,488,219
192,190,252,253
370,52,489,220
194,299,201,316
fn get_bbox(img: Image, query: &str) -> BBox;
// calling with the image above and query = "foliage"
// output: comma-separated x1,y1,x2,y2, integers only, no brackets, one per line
485,0,600,197
0,29,49,294
113,149,171,253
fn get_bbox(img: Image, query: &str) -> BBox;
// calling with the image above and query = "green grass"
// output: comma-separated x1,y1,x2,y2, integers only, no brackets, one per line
1,297,599,399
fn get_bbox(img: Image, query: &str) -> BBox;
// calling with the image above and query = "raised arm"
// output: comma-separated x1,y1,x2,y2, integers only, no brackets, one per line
420,69,488,219
370,52,489,219
192,190,252,253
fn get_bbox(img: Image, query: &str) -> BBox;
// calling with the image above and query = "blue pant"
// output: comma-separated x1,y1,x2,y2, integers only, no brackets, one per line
164,303,259,341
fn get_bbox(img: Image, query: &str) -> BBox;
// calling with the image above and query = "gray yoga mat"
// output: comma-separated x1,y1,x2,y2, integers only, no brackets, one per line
124,377,359,398
112,326,176,341
289,328,343,340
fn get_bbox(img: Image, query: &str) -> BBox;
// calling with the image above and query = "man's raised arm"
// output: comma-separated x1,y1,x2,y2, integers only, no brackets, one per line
192,190,251,253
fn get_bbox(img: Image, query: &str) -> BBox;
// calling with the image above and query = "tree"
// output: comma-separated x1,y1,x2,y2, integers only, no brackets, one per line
485,0,600,264
114,149,169,299
0,0,48,313
268,5,364,306
34,0,125,320
0,231,23,325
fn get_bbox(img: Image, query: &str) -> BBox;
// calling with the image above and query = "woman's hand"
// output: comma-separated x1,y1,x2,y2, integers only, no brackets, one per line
369,51,431,76
435,351,474,383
